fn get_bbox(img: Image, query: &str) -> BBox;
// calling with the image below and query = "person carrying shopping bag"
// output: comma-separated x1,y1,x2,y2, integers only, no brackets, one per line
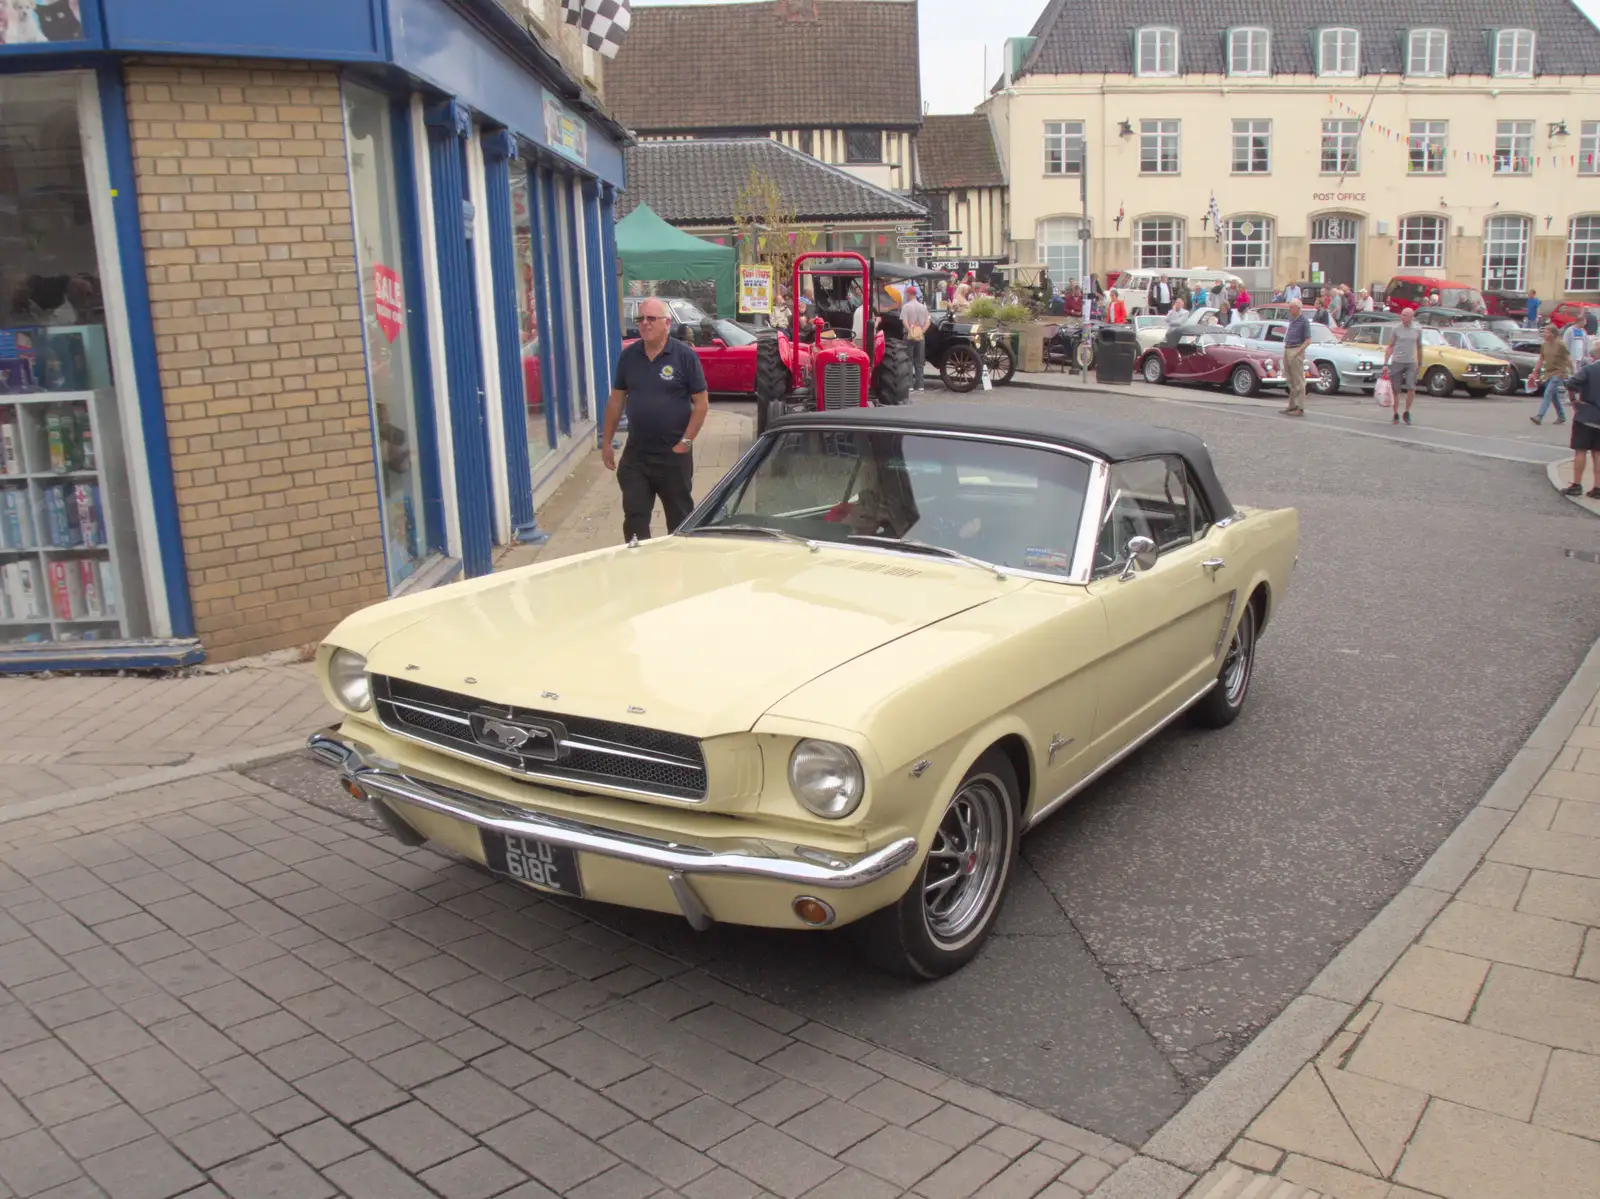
1530,324,1573,426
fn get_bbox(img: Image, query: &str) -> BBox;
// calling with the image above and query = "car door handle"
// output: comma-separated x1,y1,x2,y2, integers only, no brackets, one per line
1201,557,1226,574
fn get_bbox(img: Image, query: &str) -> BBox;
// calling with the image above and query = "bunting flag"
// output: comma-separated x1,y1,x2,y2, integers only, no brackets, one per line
1327,95,1595,170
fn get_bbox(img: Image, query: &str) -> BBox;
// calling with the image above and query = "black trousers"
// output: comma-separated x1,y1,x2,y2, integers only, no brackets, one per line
617,445,694,542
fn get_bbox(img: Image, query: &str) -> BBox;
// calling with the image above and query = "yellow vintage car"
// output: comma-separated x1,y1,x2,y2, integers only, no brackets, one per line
310,405,1299,977
1342,324,1512,396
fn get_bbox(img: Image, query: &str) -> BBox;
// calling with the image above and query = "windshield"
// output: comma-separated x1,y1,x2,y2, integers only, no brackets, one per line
690,429,1093,575
1442,288,1484,310
1202,334,1246,348
1306,325,1336,344
1421,329,1446,346
712,320,756,347
1464,331,1510,352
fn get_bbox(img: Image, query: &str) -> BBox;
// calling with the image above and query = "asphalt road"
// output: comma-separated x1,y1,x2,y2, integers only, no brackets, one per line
283,385,1600,1148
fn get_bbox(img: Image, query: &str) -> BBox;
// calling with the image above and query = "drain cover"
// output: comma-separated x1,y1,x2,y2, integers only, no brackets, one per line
1564,549,1600,565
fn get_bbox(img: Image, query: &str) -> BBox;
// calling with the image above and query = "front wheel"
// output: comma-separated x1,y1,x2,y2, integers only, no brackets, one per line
1493,370,1519,396
853,750,1019,979
982,340,1016,386
1141,354,1165,383
1190,600,1257,728
1424,366,1455,397
1313,362,1339,395
1230,365,1260,396
940,345,981,393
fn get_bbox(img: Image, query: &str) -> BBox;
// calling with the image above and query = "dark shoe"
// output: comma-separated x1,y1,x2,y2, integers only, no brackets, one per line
1403,412,1412,424
1589,487,1600,499
1392,413,1400,423
1556,417,1567,424
1563,484,1585,496
1530,416,1542,425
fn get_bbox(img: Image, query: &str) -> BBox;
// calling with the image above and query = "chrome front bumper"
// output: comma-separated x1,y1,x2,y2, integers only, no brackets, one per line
306,730,918,893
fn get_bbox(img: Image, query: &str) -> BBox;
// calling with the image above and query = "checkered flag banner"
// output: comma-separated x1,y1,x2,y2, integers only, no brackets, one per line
560,0,583,25
1208,190,1223,243
576,0,632,57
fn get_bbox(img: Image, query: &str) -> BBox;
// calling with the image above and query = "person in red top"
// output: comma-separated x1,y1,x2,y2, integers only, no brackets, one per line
1108,294,1128,324
1063,284,1083,317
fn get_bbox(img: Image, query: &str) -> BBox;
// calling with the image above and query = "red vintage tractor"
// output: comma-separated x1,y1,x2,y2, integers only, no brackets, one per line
753,252,913,434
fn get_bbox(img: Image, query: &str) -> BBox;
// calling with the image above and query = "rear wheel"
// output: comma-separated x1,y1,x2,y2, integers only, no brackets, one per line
872,339,914,405
754,338,791,429
1190,601,1258,729
1230,365,1260,396
1314,362,1339,395
1141,354,1165,383
1424,366,1455,397
853,749,1019,979
940,345,981,393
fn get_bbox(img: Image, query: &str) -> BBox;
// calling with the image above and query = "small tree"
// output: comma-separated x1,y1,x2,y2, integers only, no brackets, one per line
734,167,818,310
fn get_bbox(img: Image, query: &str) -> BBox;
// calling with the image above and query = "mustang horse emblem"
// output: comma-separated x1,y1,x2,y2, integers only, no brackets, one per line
469,715,564,760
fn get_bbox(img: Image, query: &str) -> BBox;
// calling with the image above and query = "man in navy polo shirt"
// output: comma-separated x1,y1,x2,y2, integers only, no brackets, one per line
601,297,710,542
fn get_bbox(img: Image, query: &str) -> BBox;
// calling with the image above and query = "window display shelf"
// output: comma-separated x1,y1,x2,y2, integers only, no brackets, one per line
0,386,142,645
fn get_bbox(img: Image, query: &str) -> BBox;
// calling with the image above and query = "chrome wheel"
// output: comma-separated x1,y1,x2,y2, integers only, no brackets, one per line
1142,356,1164,383
1315,363,1338,394
1230,365,1258,396
922,776,1008,947
1221,604,1256,707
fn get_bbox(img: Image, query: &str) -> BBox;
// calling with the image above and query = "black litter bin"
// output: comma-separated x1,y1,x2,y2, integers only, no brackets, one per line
1095,324,1138,384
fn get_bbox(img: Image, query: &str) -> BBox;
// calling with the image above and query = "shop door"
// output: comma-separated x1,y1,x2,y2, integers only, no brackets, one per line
1309,216,1359,289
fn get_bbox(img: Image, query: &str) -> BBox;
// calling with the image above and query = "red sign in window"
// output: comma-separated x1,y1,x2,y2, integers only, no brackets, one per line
373,264,404,343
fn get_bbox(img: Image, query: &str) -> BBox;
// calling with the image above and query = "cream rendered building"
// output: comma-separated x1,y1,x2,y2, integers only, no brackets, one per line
986,0,1600,302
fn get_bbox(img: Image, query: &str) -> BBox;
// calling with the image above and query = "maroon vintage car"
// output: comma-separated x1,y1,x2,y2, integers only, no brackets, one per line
1137,325,1319,397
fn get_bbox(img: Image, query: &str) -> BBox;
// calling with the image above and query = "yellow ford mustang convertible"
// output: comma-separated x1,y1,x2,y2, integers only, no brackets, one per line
310,404,1298,977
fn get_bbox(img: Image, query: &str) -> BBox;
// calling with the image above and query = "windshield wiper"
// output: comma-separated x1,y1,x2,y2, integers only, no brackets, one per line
689,524,818,550
845,535,1007,579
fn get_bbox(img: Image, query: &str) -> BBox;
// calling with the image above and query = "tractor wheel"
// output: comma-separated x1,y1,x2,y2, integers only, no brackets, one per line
872,339,914,406
754,337,791,418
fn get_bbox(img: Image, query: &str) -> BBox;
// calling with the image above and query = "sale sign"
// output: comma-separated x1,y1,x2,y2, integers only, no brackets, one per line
373,264,404,343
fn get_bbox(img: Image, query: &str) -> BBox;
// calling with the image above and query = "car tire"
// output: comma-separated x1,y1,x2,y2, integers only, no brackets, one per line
1190,599,1258,729
1314,362,1339,395
853,749,1020,979
940,345,981,393
1424,366,1455,397
754,337,791,418
1230,365,1260,396
1141,354,1165,383
1493,370,1519,396
872,339,914,405
983,340,1017,386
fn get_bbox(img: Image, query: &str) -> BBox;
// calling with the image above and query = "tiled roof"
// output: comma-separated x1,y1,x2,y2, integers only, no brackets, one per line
606,0,921,132
1019,0,1600,77
617,138,928,223
917,115,1005,189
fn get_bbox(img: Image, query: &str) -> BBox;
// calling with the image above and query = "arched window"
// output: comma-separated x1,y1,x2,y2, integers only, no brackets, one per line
1135,218,1185,269
1136,27,1178,77
1483,216,1531,291
1397,216,1446,269
1566,215,1600,292
1224,216,1273,270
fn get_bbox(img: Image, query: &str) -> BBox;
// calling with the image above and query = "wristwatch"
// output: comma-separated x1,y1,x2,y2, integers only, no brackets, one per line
679,436,693,446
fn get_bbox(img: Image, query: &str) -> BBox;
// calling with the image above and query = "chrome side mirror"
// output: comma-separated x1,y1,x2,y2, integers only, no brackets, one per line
1119,535,1159,581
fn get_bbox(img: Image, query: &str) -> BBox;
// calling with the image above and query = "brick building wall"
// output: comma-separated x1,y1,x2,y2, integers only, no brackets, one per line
123,59,388,661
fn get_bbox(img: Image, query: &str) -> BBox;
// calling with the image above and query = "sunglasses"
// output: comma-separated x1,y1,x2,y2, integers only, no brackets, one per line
637,315,668,324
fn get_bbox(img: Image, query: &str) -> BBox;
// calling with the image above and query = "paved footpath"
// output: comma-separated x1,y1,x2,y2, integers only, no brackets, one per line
0,403,1595,1197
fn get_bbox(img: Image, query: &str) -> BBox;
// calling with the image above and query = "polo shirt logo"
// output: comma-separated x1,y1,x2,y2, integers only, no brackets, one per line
659,365,675,380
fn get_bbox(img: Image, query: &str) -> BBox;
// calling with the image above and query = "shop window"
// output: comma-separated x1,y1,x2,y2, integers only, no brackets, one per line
0,74,149,647
1397,215,1446,269
343,83,431,590
510,169,555,473
1483,215,1531,291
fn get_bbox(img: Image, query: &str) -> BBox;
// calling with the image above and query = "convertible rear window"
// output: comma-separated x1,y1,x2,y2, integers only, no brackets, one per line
691,430,1093,575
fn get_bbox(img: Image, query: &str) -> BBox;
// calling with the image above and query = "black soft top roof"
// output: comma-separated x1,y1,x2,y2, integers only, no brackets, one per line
770,402,1235,518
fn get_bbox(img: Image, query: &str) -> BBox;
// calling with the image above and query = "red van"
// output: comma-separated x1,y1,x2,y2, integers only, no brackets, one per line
1385,275,1486,313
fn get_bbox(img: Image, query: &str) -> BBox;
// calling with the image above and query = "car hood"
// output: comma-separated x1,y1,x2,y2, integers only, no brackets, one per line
1434,346,1506,368
350,539,1008,738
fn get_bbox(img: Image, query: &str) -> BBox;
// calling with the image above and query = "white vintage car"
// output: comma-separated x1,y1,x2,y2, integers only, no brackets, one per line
311,406,1299,977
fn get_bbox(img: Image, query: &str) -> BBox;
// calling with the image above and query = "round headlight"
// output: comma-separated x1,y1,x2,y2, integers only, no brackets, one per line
788,740,864,819
328,649,372,713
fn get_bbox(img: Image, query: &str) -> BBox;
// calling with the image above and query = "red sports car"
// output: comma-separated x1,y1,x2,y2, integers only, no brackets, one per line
621,297,803,396
1137,325,1319,397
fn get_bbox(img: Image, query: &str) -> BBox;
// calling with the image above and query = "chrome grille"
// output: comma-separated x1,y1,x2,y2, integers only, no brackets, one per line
822,362,861,409
372,676,708,801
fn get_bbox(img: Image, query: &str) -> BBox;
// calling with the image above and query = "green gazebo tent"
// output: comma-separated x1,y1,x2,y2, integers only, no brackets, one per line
615,203,738,319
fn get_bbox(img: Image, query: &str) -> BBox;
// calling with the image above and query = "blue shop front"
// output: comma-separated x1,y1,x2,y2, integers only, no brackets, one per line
0,0,626,670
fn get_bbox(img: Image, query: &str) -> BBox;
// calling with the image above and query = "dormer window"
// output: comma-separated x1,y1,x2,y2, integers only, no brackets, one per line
1318,28,1359,76
1228,28,1270,76
1495,28,1535,77
1407,28,1448,77
1136,27,1179,77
